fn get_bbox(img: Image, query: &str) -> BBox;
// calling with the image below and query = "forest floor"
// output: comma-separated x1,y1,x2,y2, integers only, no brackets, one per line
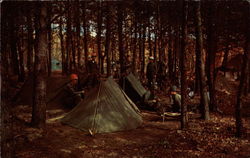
12,72,250,158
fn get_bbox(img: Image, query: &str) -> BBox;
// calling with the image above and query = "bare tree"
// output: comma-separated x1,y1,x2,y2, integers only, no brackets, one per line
180,0,189,129
235,3,250,138
195,1,210,120
32,3,48,128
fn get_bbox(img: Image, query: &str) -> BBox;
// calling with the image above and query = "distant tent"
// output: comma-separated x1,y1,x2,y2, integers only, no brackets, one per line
51,58,62,71
61,77,142,133
14,75,70,107
123,73,151,103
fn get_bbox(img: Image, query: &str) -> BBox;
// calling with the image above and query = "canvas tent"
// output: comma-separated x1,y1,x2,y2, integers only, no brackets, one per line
14,75,70,107
122,73,151,103
61,77,142,133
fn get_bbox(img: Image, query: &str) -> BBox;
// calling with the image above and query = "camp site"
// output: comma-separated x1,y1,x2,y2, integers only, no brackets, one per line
1,1,250,158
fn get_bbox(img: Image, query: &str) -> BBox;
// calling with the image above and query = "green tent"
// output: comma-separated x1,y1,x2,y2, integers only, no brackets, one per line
123,73,151,103
61,77,142,134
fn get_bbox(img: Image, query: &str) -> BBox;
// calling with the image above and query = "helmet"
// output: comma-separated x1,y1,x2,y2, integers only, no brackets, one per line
171,85,177,92
70,73,78,80
149,56,154,60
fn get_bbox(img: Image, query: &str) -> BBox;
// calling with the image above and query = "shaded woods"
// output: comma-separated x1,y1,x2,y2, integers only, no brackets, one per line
1,1,250,157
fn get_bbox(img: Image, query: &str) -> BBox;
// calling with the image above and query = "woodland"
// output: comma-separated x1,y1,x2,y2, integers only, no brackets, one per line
1,1,250,158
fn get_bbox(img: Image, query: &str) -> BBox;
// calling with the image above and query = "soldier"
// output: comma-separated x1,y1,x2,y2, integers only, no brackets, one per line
156,60,167,90
146,56,157,89
86,53,99,88
170,85,181,112
63,74,85,108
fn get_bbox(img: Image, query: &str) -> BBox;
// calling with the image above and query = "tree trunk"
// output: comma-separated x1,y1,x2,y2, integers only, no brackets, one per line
180,0,189,129
1,3,14,157
206,2,217,111
117,3,124,75
195,1,210,120
66,3,72,74
75,0,81,69
59,6,66,74
83,2,89,71
132,8,138,74
32,3,48,128
154,27,158,61
97,2,103,74
105,4,111,77
141,24,146,76
168,26,174,82
148,20,152,57
47,4,52,76
27,5,34,74
235,3,250,137
17,25,25,82
195,26,200,94
9,12,20,77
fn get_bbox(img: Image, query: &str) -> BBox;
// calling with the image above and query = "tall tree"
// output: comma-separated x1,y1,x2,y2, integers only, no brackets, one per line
105,3,111,77
1,3,14,157
59,4,66,74
47,3,52,76
75,0,81,69
117,2,125,75
9,5,20,78
235,2,250,137
27,4,34,74
206,1,217,111
132,2,138,74
180,0,189,129
83,2,89,71
195,1,210,120
97,1,103,74
32,3,48,128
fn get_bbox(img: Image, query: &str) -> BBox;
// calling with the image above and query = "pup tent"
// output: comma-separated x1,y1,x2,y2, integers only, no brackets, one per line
61,77,142,133
122,73,152,104
14,74,71,108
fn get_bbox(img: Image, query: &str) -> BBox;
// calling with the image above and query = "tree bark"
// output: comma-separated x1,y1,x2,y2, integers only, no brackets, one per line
32,3,48,128
117,3,124,75
148,18,152,57
1,3,14,157
75,0,81,69
180,0,189,129
132,5,138,74
141,23,146,76
59,5,66,74
47,4,52,76
97,1,103,74
206,1,217,111
17,25,25,82
235,3,250,137
195,1,210,120
66,2,72,73
105,4,111,77
168,26,174,82
27,5,34,74
9,10,20,77
83,2,89,71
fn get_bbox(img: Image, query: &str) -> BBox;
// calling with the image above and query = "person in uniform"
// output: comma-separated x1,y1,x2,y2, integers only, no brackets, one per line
63,73,85,108
86,53,100,88
170,85,181,112
146,56,157,89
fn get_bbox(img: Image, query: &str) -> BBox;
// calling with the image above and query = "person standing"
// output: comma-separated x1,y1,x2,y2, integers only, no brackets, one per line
86,53,100,88
146,56,157,89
